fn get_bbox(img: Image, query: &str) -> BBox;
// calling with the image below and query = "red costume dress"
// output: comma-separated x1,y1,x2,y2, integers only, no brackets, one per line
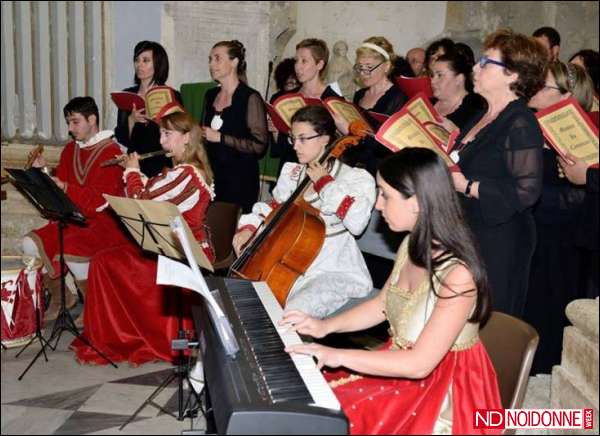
325,237,503,435
28,131,126,278
71,164,215,365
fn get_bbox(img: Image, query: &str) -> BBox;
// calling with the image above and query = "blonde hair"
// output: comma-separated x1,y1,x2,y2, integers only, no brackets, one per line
355,36,396,78
548,61,595,112
159,112,214,185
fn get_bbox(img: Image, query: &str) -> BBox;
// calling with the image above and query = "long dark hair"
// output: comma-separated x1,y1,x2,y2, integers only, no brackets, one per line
378,148,491,324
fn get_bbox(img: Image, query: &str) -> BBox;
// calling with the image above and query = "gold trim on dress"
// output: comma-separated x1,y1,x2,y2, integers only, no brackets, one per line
328,373,363,388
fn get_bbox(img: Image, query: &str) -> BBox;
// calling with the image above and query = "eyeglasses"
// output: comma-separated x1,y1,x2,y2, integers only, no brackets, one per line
288,133,322,145
477,55,506,69
353,61,384,76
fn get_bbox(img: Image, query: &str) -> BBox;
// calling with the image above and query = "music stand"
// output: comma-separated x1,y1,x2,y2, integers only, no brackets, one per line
102,195,213,429
5,168,117,380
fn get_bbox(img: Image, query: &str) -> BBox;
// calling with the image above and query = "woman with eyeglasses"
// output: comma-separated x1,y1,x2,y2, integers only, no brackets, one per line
450,29,547,319
524,61,596,374
232,105,376,318
202,40,268,213
335,37,408,291
430,50,487,131
335,36,407,175
274,39,341,176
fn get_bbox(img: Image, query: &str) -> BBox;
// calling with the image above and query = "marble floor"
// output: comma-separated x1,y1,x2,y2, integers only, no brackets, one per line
1,313,205,435
1,307,555,435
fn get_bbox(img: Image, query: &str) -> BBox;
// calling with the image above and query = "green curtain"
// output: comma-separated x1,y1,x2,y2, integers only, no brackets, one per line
180,81,280,180
179,81,218,123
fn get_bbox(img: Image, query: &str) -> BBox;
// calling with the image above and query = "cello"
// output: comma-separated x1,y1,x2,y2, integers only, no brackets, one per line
229,120,370,306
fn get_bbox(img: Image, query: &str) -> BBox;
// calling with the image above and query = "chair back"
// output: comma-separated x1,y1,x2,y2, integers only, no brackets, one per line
205,202,241,270
480,311,539,411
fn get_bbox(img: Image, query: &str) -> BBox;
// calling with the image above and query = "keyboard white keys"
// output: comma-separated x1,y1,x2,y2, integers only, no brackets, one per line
253,281,341,411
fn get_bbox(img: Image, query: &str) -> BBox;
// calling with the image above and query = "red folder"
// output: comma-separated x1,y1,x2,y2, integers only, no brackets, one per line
395,76,434,99
110,91,145,112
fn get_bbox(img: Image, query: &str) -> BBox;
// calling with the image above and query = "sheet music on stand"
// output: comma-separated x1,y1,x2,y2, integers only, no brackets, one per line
160,217,239,358
104,194,238,358
5,168,85,223
104,194,212,268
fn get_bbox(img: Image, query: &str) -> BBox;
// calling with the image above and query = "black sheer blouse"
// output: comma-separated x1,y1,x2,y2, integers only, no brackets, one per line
456,98,544,317
203,82,268,213
457,98,543,226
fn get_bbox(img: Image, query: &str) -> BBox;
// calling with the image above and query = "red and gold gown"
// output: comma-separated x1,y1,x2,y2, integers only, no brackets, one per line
71,164,215,365
324,238,503,434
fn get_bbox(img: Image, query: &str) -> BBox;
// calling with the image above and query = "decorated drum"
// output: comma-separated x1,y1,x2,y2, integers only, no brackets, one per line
1,256,43,348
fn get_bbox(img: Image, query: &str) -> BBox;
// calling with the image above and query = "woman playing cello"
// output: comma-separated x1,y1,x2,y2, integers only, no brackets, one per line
232,105,376,318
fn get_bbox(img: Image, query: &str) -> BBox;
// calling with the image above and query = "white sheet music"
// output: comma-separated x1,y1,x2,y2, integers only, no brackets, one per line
156,216,239,357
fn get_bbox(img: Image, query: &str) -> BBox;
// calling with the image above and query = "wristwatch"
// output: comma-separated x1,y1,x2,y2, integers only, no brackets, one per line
465,179,474,197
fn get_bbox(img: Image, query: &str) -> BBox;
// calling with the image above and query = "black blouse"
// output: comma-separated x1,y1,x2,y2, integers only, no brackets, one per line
457,98,543,226
114,85,182,177
343,85,407,174
203,82,268,213
445,93,487,131
456,98,544,317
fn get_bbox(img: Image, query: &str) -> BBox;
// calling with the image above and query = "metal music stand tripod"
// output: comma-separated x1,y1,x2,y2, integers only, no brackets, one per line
102,196,213,430
6,168,117,379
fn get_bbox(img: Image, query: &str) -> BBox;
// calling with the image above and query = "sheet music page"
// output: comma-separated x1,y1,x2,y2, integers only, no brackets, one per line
166,216,239,357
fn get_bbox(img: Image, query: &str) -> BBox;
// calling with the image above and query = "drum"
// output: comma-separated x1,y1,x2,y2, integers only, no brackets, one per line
1,256,43,348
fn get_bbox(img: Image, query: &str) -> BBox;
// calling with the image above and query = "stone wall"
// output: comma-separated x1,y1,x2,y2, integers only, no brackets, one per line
2,1,599,255
444,1,599,60
551,298,599,434
1,144,62,255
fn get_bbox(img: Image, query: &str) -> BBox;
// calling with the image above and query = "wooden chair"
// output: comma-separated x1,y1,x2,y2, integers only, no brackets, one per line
205,202,241,271
480,311,539,417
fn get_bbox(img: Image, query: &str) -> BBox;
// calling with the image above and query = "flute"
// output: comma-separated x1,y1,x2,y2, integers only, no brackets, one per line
100,149,173,167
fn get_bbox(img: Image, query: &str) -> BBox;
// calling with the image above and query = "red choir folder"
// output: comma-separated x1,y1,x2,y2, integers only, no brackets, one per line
375,106,459,171
110,92,145,112
322,97,374,130
366,111,390,124
535,97,599,167
395,76,434,99
266,93,327,134
110,85,178,122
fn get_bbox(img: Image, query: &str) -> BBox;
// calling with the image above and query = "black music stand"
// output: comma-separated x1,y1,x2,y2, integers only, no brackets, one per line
6,168,117,380
102,196,213,429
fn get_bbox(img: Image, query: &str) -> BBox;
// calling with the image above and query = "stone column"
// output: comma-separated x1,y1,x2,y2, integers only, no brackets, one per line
551,298,599,434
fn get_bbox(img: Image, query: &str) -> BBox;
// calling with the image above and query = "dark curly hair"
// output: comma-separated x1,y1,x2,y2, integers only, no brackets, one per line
484,29,548,100
274,58,298,91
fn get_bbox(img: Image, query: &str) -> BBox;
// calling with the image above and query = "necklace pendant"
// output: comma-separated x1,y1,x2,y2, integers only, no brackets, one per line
211,114,224,131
